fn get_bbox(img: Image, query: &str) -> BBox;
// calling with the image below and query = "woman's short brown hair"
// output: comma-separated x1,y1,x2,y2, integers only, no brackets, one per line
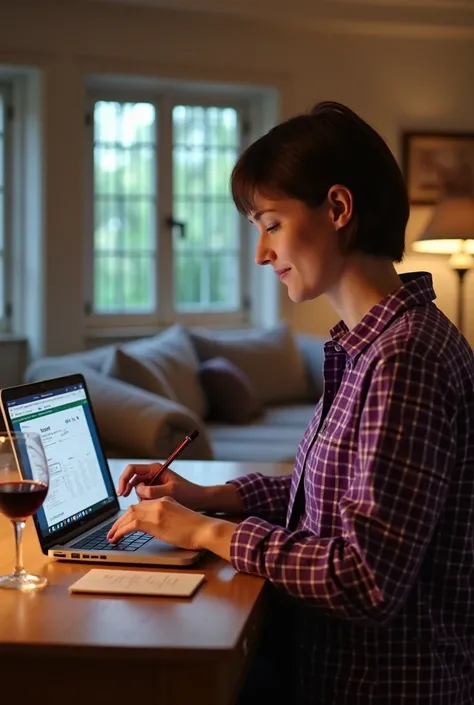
231,101,409,262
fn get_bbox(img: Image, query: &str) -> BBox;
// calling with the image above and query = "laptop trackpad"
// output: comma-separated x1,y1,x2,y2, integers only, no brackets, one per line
135,537,202,565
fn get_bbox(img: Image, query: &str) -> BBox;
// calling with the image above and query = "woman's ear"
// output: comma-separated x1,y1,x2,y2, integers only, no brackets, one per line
327,185,353,230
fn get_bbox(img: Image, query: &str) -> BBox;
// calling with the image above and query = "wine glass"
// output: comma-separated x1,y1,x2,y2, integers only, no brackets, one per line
0,431,50,590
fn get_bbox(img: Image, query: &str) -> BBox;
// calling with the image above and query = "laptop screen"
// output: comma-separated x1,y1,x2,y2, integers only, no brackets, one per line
5,381,116,538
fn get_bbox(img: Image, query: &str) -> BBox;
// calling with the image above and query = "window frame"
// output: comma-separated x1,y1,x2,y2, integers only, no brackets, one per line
0,82,12,333
85,89,252,331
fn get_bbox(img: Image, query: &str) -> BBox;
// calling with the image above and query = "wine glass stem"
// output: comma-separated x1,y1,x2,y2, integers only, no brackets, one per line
12,520,26,578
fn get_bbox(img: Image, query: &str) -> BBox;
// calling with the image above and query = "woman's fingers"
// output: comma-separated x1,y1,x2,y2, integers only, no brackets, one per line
107,519,138,543
117,463,161,496
107,508,137,542
136,482,170,500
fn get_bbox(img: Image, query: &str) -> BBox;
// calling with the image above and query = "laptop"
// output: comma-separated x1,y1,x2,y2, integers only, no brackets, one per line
0,373,202,567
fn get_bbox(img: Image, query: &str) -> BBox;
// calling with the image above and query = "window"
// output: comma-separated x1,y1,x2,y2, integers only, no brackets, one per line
0,84,11,332
86,93,251,328
92,100,157,315
173,105,242,313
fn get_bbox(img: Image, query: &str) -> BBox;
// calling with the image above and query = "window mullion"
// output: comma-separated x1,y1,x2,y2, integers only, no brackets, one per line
0,84,12,332
238,103,251,324
157,97,174,322
84,95,95,320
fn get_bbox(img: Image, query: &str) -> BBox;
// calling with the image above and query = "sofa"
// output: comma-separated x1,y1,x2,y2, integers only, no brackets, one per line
25,323,327,463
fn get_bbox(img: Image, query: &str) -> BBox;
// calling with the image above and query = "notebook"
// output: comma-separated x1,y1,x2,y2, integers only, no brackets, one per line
68,568,206,597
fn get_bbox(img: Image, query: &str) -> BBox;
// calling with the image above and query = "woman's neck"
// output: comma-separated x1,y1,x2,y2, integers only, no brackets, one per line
325,256,404,331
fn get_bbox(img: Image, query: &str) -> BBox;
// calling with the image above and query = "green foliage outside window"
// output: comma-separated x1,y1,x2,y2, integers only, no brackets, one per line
93,101,241,314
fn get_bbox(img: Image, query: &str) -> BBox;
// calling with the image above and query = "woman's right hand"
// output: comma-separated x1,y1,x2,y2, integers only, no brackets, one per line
117,463,208,511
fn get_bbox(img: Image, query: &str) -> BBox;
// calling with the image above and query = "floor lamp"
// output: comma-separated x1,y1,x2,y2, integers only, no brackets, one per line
412,196,474,335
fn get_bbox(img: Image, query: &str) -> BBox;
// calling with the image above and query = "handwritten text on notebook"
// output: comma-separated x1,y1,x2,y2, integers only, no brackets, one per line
68,569,205,597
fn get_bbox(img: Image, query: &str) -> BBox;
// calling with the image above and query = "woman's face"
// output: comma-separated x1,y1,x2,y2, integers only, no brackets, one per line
249,192,349,303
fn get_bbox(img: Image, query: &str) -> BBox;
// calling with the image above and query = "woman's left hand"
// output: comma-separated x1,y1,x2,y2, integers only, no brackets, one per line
106,496,228,553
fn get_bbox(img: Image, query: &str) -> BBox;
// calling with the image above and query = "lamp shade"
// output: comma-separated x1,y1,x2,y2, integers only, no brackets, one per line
412,196,474,256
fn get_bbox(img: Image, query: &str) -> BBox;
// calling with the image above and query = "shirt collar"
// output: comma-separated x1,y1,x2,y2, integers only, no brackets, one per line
329,271,436,360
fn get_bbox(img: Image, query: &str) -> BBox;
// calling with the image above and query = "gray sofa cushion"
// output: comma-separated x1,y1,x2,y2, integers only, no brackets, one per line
210,437,300,462
262,403,318,427
50,345,115,372
104,324,207,419
207,404,315,461
189,323,311,405
103,347,177,401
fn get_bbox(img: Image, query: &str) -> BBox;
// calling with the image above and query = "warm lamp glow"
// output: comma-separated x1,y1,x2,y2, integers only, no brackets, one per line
413,238,474,255
412,195,474,333
412,196,474,257
449,251,474,270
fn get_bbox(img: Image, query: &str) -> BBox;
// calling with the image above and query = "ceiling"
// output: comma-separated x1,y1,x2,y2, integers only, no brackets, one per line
90,0,474,38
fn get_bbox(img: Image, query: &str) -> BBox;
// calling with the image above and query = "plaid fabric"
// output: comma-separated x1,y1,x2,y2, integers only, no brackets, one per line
229,272,474,704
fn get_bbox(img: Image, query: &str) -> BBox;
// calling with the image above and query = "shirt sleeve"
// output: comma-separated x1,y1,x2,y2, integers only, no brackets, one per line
229,351,457,625
227,473,291,526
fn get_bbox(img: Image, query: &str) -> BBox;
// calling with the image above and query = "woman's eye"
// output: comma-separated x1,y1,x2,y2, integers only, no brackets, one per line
266,223,280,233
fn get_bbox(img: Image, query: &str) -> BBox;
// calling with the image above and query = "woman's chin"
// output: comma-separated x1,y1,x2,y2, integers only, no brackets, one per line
288,289,306,304
287,285,323,304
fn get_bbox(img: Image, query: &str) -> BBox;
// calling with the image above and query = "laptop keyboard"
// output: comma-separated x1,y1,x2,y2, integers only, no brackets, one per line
71,522,153,552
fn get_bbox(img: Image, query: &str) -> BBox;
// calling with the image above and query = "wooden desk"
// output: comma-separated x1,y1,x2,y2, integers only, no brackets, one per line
0,460,291,705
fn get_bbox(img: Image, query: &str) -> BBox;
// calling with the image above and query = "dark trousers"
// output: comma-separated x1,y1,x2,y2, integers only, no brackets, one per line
235,588,294,705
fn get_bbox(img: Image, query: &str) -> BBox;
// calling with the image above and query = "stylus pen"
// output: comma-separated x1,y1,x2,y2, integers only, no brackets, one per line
147,429,200,486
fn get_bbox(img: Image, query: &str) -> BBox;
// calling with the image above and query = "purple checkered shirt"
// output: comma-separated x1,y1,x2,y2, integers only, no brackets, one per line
229,272,474,704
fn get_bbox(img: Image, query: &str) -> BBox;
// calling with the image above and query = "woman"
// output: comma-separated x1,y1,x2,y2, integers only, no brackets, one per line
107,102,474,704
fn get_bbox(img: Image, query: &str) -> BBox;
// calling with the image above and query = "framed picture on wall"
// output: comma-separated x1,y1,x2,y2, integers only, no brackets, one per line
402,131,474,205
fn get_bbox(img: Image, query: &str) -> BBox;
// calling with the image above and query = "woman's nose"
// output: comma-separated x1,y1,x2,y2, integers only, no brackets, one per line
255,232,275,266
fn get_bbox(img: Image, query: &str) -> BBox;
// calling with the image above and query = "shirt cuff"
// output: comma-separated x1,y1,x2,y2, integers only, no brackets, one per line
230,515,276,576
226,472,267,514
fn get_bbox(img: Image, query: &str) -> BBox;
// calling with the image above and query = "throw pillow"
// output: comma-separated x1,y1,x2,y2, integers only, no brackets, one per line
199,357,263,424
103,348,177,401
102,324,207,418
189,323,312,405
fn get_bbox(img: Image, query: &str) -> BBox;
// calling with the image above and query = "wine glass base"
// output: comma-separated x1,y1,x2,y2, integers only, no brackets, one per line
0,572,48,591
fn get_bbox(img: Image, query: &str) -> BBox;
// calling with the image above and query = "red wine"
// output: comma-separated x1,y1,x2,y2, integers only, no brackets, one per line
0,481,48,520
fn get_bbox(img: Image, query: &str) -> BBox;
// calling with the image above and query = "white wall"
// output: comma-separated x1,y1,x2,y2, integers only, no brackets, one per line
1,0,473,353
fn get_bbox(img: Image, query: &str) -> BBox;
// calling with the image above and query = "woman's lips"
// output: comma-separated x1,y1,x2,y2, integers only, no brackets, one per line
275,268,291,280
